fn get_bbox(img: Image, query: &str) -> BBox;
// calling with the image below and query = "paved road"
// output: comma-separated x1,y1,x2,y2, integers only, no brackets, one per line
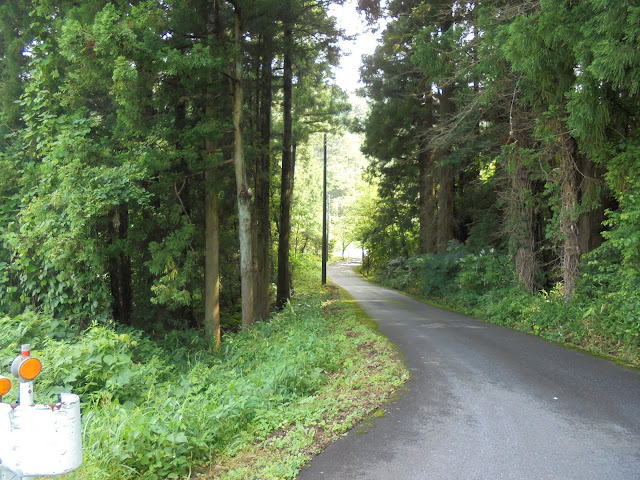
297,261,640,480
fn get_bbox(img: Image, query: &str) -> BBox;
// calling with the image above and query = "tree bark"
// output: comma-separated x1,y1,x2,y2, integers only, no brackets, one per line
419,149,437,254
204,168,221,348
435,85,455,253
231,6,255,327
436,162,454,253
119,205,132,324
254,36,273,321
506,146,537,293
276,25,293,310
560,133,581,301
202,0,222,346
108,204,132,325
503,94,539,293
577,155,606,254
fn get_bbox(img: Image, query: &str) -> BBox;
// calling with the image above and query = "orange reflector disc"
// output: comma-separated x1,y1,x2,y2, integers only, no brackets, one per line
0,376,11,396
19,357,42,381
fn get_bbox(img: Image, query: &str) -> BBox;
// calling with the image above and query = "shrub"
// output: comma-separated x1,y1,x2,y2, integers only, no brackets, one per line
372,243,640,365
417,242,468,299
458,248,513,294
375,241,470,299
0,280,354,479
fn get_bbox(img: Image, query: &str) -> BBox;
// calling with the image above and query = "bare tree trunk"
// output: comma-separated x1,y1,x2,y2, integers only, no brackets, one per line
419,149,437,254
506,146,537,293
436,161,454,253
578,155,606,254
291,142,297,191
108,205,132,325
436,85,454,253
119,205,132,324
277,25,293,310
108,243,121,322
254,36,273,321
203,0,222,346
232,6,254,327
204,168,220,348
560,133,581,301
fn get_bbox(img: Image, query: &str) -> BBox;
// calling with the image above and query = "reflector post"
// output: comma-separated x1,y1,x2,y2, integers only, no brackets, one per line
10,344,43,406
1,344,83,479
0,375,11,397
19,381,34,406
18,357,42,381
11,344,42,383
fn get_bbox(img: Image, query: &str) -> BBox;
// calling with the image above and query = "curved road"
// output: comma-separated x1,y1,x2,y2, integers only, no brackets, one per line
298,261,640,479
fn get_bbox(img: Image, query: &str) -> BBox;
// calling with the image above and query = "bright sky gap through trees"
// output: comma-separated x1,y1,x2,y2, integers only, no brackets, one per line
330,0,386,93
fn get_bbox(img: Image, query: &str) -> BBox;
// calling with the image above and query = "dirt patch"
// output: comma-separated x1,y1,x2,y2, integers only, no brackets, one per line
356,340,376,352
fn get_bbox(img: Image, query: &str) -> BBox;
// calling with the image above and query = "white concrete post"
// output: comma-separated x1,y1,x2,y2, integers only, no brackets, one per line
0,344,82,479
0,468,21,480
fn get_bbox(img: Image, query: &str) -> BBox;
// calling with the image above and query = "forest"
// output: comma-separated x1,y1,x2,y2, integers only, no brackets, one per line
355,0,640,364
0,0,397,478
0,0,354,340
0,0,639,478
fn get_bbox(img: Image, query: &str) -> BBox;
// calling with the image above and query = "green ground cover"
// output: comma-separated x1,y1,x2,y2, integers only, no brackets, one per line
369,245,640,367
0,258,407,479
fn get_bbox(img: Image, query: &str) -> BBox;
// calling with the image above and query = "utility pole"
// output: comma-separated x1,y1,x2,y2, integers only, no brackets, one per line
322,133,328,285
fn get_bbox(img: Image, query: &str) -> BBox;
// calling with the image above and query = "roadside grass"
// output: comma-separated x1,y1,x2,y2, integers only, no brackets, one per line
366,249,640,367
201,285,408,479
0,257,408,479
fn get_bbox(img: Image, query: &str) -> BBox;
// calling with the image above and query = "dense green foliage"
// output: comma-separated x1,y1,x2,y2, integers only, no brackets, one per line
0,2,379,478
0,0,348,335
355,0,640,354
372,244,639,364
0,256,407,479
3,0,639,474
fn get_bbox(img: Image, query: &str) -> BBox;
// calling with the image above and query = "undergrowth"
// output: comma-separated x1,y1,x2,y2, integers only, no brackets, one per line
0,255,407,479
369,243,640,366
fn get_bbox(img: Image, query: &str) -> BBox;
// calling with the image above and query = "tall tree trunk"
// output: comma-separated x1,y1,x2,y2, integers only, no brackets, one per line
291,142,297,191
108,251,121,322
277,25,293,310
254,37,273,321
108,204,132,325
560,133,581,301
204,168,221,348
436,85,455,253
419,149,437,254
504,95,538,293
578,155,606,254
203,0,222,344
436,162,454,253
506,146,537,293
231,6,254,327
119,205,132,324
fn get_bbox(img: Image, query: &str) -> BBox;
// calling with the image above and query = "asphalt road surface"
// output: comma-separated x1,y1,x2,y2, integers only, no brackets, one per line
297,261,640,480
